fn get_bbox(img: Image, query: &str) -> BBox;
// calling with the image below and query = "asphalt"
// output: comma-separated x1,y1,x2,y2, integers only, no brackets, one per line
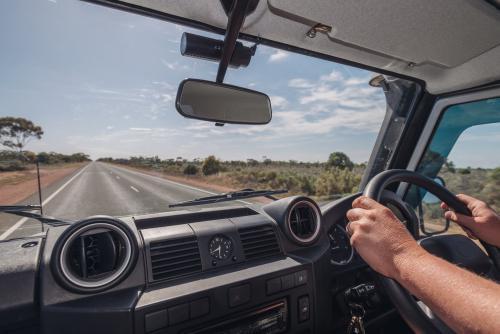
0,162,245,240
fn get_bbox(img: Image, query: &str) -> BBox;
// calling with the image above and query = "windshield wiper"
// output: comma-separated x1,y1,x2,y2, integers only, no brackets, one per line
169,188,288,208
0,205,72,226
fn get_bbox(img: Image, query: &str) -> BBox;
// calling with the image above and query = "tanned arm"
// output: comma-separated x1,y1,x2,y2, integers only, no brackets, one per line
347,196,500,334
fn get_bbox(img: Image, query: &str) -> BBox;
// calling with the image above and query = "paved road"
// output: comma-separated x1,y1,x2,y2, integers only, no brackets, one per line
0,162,248,240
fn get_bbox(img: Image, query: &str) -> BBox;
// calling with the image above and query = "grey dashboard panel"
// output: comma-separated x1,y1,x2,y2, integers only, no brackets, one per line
0,197,369,334
39,217,147,334
0,237,42,331
136,257,304,309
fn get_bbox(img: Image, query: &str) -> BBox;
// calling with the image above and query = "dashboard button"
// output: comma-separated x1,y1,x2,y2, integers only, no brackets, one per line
145,309,167,333
228,284,251,307
295,270,308,286
281,273,295,290
266,277,282,295
298,295,310,322
168,303,189,325
190,298,210,319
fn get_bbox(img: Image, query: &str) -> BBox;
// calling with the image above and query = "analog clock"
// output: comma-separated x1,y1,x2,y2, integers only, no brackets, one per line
208,235,233,260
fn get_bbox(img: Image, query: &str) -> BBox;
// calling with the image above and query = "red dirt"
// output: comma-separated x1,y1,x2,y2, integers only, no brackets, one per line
0,164,86,205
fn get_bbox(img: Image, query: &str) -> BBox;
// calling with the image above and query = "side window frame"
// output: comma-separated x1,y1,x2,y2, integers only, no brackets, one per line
397,86,500,199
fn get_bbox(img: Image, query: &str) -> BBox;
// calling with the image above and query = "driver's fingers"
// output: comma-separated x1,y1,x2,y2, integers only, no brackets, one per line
456,194,487,211
440,202,449,210
346,208,366,222
444,211,476,228
346,220,360,237
352,196,380,210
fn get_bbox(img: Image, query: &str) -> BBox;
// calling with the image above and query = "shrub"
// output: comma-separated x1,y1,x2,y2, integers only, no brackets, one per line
314,168,360,197
183,164,199,175
202,155,221,176
0,160,25,171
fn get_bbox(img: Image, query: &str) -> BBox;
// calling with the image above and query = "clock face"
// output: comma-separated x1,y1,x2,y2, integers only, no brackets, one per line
208,235,233,260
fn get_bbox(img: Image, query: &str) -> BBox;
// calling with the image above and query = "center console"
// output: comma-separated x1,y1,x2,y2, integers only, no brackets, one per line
134,259,314,333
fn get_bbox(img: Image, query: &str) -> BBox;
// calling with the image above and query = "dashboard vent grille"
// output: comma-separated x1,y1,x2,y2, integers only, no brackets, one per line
239,225,281,260
149,236,202,282
287,201,320,245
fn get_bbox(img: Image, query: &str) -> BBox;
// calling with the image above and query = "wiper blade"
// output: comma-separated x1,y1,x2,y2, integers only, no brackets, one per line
169,188,288,208
0,205,72,226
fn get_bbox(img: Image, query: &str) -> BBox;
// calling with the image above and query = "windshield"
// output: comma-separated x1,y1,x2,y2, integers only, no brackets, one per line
0,0,386,240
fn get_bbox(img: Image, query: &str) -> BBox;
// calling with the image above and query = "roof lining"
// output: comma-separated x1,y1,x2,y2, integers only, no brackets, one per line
82,0,425,88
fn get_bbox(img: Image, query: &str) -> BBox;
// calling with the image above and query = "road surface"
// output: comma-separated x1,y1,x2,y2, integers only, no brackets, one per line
0,162,249,240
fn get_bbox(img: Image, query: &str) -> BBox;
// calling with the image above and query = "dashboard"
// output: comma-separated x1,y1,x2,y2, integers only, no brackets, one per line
0,194,405,334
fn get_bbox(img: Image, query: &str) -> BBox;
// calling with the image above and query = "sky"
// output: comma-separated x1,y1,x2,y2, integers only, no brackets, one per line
0,0,498,167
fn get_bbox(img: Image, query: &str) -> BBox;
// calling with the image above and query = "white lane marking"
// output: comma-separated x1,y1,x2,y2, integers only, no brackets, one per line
116,176,120,180
130,186,139,193
0,164,90,240
105,163,252,205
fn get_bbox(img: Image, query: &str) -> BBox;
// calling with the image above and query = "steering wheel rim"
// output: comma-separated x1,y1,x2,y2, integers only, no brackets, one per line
362,169,499,334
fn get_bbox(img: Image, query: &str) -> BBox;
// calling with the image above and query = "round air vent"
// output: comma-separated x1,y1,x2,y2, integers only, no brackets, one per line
52,216,138,293
286,200,321,245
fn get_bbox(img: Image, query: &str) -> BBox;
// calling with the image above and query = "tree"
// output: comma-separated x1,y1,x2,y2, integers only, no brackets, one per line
444,159,456,173
0,117,43,152
326,152,354,171
183,164,199,175
202,155,221,176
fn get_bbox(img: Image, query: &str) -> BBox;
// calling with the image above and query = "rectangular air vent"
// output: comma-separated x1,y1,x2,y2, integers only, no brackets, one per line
238,225,281,260
149,236,202,282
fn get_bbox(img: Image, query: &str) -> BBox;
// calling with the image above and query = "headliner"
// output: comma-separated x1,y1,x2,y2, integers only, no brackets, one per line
90,0,500,94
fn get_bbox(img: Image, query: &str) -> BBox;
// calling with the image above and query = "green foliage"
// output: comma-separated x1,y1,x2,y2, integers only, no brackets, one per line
183,164,199,175
314,168,360,197
202,155,221,176
458,167,471,174
326,152,354,171
0,159,25,172
444,160,456,173
36,152,90,164
0,117,43,152
97,153,498,209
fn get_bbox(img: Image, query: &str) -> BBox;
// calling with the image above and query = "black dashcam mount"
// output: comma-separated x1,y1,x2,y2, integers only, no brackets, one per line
179,0,259,83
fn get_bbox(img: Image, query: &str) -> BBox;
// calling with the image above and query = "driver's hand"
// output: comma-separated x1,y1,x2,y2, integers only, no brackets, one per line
441,194,500,247
347,196,425,279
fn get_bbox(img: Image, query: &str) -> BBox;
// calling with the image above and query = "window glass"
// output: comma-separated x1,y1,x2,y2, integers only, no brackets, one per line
408,97,500,235
0,0,386,240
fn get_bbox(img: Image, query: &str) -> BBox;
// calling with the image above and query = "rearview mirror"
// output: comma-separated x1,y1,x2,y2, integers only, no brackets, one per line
176,79,272,125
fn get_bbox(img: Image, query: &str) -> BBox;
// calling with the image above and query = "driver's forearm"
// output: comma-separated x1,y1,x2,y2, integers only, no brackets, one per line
394,249,500,333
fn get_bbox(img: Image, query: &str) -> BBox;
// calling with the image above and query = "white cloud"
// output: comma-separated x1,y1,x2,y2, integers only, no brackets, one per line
270,95,288,109
268,50,289,62
106,126,114,130
344,76,370,86
288,78,314,88
130,127,152,132
160,59,190,71
161,59,177,70
320,70,343,82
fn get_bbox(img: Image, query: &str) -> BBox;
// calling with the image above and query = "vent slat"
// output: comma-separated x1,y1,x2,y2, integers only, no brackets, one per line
150,244,199,257
149,236,201,282
239,234,276,244
239,224,281,260
151,249,200,263
152,259,202,273
150,239,198,250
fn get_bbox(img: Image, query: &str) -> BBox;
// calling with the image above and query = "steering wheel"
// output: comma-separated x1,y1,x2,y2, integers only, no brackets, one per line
363,169,500,334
